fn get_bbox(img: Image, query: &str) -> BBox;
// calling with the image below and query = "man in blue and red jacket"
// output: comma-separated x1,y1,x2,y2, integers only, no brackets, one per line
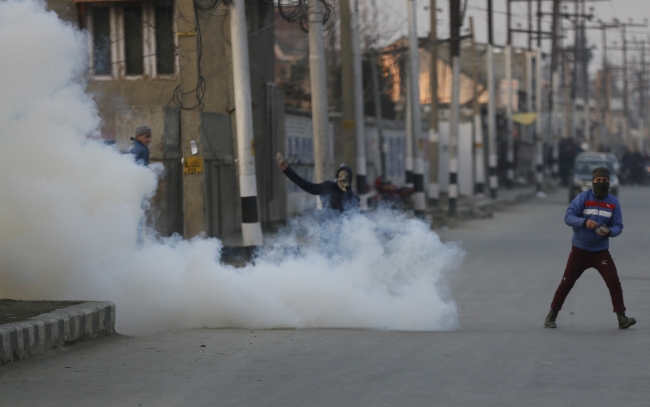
545,167,636,329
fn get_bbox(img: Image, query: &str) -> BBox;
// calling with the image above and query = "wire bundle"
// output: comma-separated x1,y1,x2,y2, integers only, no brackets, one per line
277,0,335,33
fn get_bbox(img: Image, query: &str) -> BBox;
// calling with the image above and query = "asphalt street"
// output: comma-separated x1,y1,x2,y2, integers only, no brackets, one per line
1,186,649,406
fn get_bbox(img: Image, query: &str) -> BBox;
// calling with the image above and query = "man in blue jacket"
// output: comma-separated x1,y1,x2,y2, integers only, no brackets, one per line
128,125,152,166
545,167,636,329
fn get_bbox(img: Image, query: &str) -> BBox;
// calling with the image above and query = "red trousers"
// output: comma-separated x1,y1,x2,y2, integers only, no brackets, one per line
551,246,626,313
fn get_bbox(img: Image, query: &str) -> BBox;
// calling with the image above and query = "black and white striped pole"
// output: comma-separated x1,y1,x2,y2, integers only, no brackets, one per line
231,0,263,255
408,0,426,217
535,48,546,196
487,0,498,199
350,0,367,198
448,0,461,216
307,0,331,186
551,70,560,179
470,17,486,197
505,44,515,189
405,68,414,186
428,0,440,207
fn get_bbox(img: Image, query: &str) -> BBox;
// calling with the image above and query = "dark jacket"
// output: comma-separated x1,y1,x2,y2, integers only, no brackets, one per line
282,165,360,211
565,189,623,252
128,138,149,166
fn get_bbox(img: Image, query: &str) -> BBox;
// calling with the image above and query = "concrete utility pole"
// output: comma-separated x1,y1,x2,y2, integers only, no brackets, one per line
596,23,625,148
349,0,367,195
470,17,486,196
408,0,426,217
505,44,514,188
505,0,514,189
307,0,331,184
370,50,387,179
176,0,207,238
528,0,533,50
525,49,533,161
599,23,608,149
405,69,414,186
340,0,359,187
487,0,498,199
449,0,461,216
597,19,647,148
639,41,648,149
522,49,535,139
550,0,560,178
428,0,440,206
537,0,547,180
230,0,263,250
622,24,629,145
580,0,590,148
536,48,545,194
564,58,572,140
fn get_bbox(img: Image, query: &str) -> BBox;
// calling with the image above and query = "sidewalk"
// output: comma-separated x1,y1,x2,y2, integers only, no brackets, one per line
427,181,558,229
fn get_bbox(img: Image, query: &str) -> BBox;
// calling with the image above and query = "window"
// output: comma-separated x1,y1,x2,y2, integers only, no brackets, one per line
155,6,175,75
124,6,144,75
91,7,112,75
86,3,176,78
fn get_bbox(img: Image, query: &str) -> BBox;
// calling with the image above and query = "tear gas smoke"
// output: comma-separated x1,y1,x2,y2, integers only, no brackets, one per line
0,0,463,335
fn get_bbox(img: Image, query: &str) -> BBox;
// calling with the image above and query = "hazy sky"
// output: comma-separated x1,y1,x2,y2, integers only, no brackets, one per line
383,0,650,73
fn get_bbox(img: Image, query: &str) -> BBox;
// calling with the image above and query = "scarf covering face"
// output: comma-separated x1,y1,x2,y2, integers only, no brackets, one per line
592,166,610,199
337,171,350,191
593,181,610,199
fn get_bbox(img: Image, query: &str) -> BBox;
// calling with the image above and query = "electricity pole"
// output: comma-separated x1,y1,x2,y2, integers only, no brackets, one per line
176,0,207,238
340,0,362,190
428,0,440,206
487,0,498,199
449,0,461,216
308,0,332,185
505,0,514,189
408,0,426,217
370,50,387,179
551,0,560,179
231,0,263,251
470,17,485,196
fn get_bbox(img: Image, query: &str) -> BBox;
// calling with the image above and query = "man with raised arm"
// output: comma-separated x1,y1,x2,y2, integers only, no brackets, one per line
277,152,359,212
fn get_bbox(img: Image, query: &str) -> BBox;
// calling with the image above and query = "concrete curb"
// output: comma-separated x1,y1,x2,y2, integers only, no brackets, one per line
427,188,536,221
473,189,538,214
0,301,115,364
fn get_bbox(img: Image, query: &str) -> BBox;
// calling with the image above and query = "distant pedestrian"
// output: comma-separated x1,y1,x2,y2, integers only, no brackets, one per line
544,167,636,329
128,126,152,166
277,152,359,212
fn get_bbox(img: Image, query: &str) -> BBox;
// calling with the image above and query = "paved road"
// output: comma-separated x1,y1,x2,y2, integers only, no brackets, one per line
2,187,650,406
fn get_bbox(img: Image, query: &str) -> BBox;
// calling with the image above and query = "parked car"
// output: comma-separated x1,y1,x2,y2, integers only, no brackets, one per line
569,154,619,203
576,152,621,175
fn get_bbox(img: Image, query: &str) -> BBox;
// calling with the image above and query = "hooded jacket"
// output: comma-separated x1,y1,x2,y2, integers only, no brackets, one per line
282,165,360,211
565,189,623,252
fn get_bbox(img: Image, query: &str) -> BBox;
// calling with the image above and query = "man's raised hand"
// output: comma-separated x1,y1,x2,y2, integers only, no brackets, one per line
277,152,288,171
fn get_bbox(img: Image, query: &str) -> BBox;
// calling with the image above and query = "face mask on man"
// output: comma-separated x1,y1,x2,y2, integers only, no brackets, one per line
593,181,610,199
337,171,350,192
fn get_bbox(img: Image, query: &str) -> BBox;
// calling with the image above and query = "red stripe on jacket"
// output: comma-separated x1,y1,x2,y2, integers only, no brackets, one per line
585,201,616,210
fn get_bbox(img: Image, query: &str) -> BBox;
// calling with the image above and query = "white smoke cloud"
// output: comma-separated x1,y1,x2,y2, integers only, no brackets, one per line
0,0,463,335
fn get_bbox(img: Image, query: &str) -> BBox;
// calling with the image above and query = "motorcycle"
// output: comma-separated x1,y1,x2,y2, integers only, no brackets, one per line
368,177,414,210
